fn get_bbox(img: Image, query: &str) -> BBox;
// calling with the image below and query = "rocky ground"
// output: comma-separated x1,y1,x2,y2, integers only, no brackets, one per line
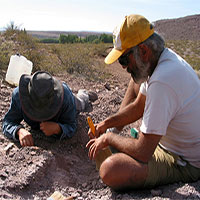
0,61,200,200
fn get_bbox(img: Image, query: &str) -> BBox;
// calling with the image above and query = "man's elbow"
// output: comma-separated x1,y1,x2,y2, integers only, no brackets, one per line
140,154,152,163
133,149,154,164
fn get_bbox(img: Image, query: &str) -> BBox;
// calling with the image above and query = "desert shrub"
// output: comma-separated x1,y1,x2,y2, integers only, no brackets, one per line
3,21,21,37
0,50,9,70
34,44,64,74
0,37,10,70
91,43,112,57
39,43,111,81
2,28,43,72
0,34,18,70
0,29,111,81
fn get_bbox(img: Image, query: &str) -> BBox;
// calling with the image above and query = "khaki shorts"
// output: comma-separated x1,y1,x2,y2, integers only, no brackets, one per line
144,145,200,188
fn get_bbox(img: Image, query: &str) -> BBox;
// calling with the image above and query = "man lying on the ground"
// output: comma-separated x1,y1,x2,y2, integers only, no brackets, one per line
2,71,97,147
86,14,200,190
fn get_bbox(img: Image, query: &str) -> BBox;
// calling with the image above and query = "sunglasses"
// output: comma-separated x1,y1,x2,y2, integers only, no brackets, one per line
118,50,133,66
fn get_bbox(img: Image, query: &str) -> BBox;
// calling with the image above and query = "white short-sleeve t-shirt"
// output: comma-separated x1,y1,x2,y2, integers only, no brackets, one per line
140,48,200,168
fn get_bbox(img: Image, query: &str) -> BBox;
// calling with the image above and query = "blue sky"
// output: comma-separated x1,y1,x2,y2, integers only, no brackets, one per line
0,0,199,32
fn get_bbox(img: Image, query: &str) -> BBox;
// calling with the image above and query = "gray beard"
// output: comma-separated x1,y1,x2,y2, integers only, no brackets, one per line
127,54,151,84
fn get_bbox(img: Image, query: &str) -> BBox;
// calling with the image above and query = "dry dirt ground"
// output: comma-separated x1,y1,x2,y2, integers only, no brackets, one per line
0,61,200,200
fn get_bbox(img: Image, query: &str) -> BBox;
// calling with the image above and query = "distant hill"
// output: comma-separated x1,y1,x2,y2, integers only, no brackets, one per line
27,30,111,39
153,14,200,40
26,14,200,41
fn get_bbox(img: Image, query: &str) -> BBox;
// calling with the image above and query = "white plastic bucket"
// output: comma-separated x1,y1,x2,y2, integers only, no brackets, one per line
5,54,33,86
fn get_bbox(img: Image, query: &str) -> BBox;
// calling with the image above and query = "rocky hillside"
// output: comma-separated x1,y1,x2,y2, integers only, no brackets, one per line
154,14,200,40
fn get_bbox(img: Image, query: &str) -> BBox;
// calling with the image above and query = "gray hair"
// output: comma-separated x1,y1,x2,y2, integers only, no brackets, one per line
131,32,165,62
141,32,165,60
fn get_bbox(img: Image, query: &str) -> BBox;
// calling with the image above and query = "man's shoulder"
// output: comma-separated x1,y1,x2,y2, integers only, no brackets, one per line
10,87,21,108
61,82,75,103
62,82,72,91
12,87,20,98
151,48,188,83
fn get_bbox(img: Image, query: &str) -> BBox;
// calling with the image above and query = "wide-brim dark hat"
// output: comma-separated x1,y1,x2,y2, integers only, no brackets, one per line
19,71,64,122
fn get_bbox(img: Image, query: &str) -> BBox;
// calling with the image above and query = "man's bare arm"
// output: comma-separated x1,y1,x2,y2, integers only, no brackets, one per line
87,131,162,163
95,92,146,136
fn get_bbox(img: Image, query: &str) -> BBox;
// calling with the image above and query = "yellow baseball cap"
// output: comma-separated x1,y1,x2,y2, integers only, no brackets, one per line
105,14,154,64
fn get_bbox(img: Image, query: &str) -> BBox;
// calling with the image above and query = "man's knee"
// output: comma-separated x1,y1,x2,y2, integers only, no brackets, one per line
99,155,115,186
99,153,133,189
99,153,148,190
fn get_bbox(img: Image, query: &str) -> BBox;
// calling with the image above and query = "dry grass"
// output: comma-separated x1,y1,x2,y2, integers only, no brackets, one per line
37,43,111,81
166,40,200,71
0,30,200,82
0,31,111,81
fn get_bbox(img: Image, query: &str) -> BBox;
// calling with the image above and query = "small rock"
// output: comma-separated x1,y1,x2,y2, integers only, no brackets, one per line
92,180,96,188
0,171,8,179
151,189,162,196
104,83,111,90
116,194,122,199
71,192,80,198
30,151,37,156
122,194,131,199
4,143,14,153
82,182,87,188
8,152,15,158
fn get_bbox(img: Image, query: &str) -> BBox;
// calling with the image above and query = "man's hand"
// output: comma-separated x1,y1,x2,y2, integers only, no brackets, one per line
88,121,107,139
86,133,108,160
17,128,34,147
40,121,61,136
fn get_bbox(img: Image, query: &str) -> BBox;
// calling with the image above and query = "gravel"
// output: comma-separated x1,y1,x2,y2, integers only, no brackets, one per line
1,68,200,200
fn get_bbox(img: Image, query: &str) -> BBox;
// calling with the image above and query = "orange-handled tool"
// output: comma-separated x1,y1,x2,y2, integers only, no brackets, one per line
87,117,95,136
87,116,112,170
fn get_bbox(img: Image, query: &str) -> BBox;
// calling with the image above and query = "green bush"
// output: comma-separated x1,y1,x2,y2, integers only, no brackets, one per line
59,34,79,44
40,38,59,43
59,33,112,44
